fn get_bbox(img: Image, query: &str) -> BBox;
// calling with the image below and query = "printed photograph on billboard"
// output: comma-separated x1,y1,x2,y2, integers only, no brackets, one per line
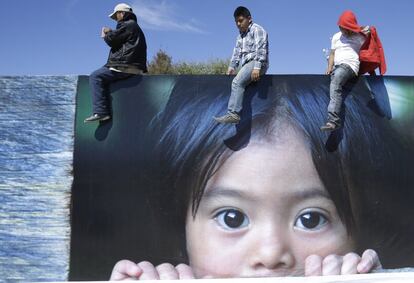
70,75,414,280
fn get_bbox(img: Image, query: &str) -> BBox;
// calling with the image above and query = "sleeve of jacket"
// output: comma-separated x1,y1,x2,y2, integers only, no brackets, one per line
104,22,132,48
253,26,268,70
229,36,242,69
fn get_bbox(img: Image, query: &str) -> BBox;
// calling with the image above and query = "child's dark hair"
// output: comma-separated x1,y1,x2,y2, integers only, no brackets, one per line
149,76,414,267
234,6,251,19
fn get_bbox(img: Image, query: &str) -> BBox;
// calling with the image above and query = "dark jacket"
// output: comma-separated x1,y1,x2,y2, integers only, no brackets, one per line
104,19,147,73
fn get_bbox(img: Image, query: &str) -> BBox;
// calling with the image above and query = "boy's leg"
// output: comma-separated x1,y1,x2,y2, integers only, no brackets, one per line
324,64,355,128
88,66,132,117
213,61,259,124
227,61,256,114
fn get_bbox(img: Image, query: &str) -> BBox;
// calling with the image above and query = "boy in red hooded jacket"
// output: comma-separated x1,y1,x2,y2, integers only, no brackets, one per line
321,11,369,131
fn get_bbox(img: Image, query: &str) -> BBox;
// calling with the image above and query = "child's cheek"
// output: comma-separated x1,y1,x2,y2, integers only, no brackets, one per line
189,232,245,278
295,230,354,260
193,257,240,279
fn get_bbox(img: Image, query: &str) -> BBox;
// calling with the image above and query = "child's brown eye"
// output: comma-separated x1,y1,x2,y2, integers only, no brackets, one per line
215,209,249,230
295,212,328,230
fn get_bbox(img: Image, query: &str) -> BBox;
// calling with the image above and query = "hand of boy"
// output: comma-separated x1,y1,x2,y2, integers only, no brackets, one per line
304,249,382,276
110,260,195,280
361,26,371,36
325,68,333,75
101,27,111,38
251,69,260,81
227,67,236,75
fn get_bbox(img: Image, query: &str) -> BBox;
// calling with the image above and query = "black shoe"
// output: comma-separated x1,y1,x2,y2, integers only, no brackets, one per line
213,112,241,124
320,122,340,131
84,113,111,123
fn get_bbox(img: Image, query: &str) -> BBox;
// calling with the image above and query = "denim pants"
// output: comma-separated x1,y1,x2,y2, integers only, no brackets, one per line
89,66,133,115
228,61,267,113
327,64,356,126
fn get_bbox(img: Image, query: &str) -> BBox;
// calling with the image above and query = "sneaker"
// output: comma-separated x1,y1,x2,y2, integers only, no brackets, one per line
84,113,111,123
320,121,340,131
213,112,241,124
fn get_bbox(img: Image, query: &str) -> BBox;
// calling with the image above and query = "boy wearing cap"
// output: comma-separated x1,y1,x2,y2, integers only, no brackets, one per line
213,6,268,124
321,10,369,131
85,3,147,123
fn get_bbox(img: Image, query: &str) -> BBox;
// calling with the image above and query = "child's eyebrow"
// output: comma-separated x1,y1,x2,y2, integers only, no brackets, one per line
202,187,258,202
202,187,331,203
289,189,331,202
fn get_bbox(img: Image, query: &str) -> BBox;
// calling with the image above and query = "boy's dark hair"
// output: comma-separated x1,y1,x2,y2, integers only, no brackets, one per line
234,6,251,18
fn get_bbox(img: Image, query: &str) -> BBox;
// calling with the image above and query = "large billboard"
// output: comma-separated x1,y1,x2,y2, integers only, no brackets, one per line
70,75,414,280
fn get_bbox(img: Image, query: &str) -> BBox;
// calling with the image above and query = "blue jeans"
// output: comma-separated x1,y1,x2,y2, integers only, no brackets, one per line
228,61,267,113
327,64,356,126
89,66,133,115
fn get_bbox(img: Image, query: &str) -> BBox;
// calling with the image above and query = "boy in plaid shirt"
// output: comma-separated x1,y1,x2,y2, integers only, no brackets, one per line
214,6,268,124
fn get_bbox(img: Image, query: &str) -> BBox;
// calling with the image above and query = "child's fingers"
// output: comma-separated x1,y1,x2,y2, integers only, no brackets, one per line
155,263,179,280
137,261,160,280
176,263,195,279
357,249,382,274
321,254,343,275
340,253,361,274
110,260,142,280
305,254,322,276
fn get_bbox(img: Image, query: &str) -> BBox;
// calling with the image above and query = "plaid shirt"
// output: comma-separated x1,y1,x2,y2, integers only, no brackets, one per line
229,22,269,70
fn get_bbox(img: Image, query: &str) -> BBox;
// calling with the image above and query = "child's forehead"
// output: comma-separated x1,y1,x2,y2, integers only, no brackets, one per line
204,134,323,200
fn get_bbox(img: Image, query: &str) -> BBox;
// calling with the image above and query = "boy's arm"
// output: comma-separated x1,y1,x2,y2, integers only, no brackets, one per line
326,49,335,75
104,22,131,48
253,27,268,70
228,37,242,74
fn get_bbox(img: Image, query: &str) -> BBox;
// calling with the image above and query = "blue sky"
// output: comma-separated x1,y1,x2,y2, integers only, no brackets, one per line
1,0,413,75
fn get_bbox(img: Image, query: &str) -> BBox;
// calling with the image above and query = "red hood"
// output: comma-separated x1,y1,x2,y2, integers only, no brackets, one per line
338,10,361,33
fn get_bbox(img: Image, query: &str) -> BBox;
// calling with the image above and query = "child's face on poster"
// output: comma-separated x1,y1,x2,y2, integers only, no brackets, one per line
185,129,354,278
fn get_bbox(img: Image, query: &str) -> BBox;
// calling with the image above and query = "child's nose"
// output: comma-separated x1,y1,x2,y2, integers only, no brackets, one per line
248,229,295,273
